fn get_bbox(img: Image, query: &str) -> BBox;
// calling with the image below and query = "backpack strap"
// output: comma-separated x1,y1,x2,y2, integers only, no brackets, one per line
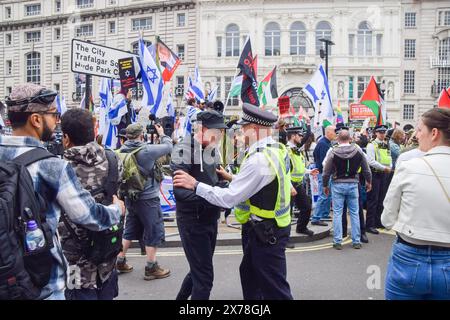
103,149,119,203
14,147,55,167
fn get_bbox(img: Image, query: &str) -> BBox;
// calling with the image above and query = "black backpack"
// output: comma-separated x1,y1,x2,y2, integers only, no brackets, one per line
0,148,56,300
60,149,123,265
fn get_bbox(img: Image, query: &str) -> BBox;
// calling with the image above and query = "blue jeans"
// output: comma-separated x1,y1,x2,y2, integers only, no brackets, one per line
311,174,331,222
385,239,450,300
331,183,360,244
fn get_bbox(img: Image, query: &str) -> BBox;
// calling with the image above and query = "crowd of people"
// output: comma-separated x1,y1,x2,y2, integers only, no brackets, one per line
0,82,449,301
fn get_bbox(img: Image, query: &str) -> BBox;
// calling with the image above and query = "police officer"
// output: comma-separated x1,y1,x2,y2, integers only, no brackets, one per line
173,103,293,300
285,126,318,236
365,124,392,234
171,110,228,300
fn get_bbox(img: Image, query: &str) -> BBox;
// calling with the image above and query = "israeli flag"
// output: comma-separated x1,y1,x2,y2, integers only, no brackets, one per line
139,38,164,115
191,66,205,102
302,64,334,128
98,78,113,138
166,91,175,118
208,85,218,102
55,95,67,115
184,104,200,136
102,92,128,149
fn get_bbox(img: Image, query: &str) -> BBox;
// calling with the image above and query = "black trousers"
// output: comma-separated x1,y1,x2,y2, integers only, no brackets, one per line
239,221,293,300
176,216,218,300
366,172,389,229
342,182,366,236
291,182,312,231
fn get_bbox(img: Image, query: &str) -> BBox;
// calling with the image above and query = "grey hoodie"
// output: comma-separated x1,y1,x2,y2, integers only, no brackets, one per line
120,135,173,200
322,144,372,187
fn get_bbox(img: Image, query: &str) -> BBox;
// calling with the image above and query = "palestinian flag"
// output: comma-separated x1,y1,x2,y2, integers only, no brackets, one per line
360,76,386,126
228,75,243,97
437,88,450,109
258,66,278,106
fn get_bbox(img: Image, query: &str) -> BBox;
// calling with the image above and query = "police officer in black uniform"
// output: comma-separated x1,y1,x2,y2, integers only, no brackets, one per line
171,110,228,300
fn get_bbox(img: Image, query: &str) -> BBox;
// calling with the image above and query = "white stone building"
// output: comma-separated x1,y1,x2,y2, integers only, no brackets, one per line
197,0,405,124
0,0,196,109
401,0,450,125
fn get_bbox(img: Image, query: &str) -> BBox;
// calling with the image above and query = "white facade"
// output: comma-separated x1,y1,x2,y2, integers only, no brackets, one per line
0,0,196,109
401,0,450,125
197,0,404,123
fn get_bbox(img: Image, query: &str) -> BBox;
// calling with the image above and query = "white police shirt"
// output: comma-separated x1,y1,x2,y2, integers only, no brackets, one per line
196,136,277,209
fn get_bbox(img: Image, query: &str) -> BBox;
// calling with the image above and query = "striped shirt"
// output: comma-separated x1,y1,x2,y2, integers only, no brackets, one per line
0,135,121,297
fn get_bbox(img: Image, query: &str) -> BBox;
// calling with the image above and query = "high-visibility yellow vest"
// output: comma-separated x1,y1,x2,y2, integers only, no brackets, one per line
372,141,392,166
287,147,306,183
234,143,292,228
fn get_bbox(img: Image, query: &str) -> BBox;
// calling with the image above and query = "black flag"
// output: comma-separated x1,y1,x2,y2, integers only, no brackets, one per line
237,37,259,106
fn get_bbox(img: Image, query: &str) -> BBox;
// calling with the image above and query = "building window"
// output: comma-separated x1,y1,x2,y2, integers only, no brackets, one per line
439,37,450,60
357,76,370,99
348,34,355,56
132,18,152,31
132,40,151,54
25,4,41,16
55,0,61,13
6,60,12,75
438,10,450,26
26,52,40,84
108,0,117,5
405,12,416,28
25,31,41,43
404,70,415,94
316,21,332,55
6,33,12,45
175,76,184,97
6,87,12,96
76,0,94,9
177,44,185,61
54,28,61,40
54,56,61,71
226,24,240,57
216,77,221,99
108,21,116,34
265,22,280,56
290,21,306,56
54,83,60,93
177,13,186,27
216,36,222,57
225,76,239,106
403,104,414,120
5,7,12,19
357,21,372,56
404,39,416,59
437,67,450,93
75,24,93,37
376,34,383,56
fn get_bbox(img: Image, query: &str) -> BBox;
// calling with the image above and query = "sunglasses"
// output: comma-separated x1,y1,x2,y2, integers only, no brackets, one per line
5,89,58,111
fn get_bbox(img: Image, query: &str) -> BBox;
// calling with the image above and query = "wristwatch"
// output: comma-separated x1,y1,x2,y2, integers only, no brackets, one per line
194,181,200,191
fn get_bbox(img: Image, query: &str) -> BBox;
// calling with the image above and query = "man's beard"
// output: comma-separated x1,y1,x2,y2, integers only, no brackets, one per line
41,118,54,142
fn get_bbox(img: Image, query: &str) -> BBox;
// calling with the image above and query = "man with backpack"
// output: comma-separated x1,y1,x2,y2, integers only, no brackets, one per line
322,129,372,250
0,83,125,300
59,109,122,300
116,122,173,280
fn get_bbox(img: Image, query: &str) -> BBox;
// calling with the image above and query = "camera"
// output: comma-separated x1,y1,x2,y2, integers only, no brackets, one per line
146,114,160,136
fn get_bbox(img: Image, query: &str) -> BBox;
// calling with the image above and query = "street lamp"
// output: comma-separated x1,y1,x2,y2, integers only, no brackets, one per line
319,38,335,77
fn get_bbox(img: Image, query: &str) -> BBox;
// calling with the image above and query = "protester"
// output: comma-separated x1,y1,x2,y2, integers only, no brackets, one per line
173,103,294,300
0,83,124,300
389,129,405,170
171,110,228,300
59,109,122,300
322,129,372,249
382,108,450,300
116,123,173,280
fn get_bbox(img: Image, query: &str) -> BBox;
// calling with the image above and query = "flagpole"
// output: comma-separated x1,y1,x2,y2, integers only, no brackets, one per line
223,68,240,114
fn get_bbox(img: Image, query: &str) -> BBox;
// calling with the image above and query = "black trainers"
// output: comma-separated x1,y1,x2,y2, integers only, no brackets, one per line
352,243,362,249
297,228,314,236
311,221,328,226
332,243,343,250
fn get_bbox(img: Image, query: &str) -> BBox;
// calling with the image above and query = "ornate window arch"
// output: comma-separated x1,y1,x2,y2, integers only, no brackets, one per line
290,21,306,56
315,21,332,55
225,23,240,57
265,22,281,56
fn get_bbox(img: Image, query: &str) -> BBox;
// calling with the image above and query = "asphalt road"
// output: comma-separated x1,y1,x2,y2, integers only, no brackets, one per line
117,230,396,300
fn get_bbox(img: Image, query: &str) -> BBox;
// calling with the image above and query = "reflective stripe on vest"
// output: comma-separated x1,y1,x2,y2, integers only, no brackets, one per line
372,141,392,166
288,148,305,183
234,143,292,228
